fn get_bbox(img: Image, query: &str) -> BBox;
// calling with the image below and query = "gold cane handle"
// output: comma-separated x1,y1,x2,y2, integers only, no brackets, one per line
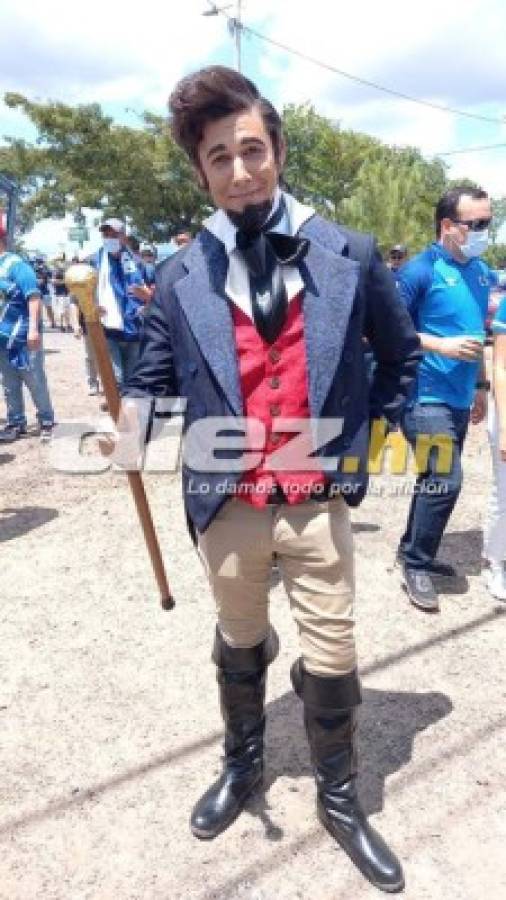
65,263,100,323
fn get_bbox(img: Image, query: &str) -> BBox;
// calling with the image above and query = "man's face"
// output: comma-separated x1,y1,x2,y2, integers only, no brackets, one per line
101,226,125,254
196,105,285,214
441,194,492,259
389,252,406,271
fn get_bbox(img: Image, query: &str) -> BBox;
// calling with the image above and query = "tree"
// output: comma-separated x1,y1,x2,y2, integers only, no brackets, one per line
484,243,506,269
340,149,447,253
490,196,506,246
2,92,475,252
282,104,379,218
1,93,209,241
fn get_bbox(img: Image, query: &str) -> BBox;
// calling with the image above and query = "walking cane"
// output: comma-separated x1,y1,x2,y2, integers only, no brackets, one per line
65,263,174,610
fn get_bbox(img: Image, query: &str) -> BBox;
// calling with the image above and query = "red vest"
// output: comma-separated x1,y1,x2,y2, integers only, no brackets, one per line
232,295,326,507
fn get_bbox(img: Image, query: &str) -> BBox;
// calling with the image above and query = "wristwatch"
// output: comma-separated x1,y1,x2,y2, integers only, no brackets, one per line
476,380,490,391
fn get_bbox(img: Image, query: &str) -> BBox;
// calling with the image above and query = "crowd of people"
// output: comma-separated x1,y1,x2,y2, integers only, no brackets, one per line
1,64,506,892
3,197,503,603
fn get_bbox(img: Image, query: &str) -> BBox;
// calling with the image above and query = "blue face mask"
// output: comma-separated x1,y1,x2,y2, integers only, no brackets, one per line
103,237,121,255
460,229,489,259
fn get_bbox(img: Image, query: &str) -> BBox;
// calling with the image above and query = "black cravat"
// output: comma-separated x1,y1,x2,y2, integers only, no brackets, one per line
235,199,309,344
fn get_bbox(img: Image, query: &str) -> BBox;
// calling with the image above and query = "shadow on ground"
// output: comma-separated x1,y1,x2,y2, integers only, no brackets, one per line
440,529,483,576
250,686,452,836
0,506,59,542
352,522,381,533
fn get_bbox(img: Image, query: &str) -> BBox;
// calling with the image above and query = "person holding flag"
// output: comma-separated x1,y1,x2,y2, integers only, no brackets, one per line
91,218,151,390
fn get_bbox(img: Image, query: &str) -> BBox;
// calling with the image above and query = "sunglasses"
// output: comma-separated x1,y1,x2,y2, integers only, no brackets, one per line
449,217,492,232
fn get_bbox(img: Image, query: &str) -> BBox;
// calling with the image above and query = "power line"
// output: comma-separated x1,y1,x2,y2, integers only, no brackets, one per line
212,9,506,126
438,142,506,156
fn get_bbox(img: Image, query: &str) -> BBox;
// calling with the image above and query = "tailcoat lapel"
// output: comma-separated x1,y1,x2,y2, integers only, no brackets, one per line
174,231,243,415
173,217,360,420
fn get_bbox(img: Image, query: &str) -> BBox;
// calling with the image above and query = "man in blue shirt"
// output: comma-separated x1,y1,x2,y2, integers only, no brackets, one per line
0,223,55,442
91,218,151,390
140,246,157,288
396,185,494,611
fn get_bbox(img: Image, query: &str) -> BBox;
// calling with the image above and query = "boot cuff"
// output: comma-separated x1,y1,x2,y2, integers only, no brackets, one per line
212,626,279,672
290,659,361,710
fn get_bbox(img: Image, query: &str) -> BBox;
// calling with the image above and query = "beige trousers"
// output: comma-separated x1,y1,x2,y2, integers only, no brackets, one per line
198,496,356,676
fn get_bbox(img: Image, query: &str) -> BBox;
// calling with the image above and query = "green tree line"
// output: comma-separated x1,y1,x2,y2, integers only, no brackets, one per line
1,92,506,261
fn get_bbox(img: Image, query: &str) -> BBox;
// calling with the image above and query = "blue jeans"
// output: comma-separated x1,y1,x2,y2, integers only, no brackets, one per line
106,338,140,391
399,403,470,569
0,347,54,428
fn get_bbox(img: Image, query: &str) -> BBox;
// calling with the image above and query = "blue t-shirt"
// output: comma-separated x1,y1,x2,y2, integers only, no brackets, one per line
397,243,494,409
491,295,506,335
0,253,40,368
0,254,40,311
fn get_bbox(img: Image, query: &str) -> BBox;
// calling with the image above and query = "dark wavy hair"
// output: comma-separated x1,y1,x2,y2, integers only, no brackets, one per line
168,65,284,170
435,185,488,237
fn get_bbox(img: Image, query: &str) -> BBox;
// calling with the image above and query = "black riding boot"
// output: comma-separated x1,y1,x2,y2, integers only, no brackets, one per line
291,659,405,893
190,628,278,839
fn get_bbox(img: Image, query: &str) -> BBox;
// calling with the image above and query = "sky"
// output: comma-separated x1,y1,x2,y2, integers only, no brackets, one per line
1,0,505,255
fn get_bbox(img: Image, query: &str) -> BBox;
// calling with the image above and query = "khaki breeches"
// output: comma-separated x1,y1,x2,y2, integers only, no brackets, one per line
197,496,356,676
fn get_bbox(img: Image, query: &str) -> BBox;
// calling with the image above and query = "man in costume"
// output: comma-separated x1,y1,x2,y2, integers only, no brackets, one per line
124,66,420,892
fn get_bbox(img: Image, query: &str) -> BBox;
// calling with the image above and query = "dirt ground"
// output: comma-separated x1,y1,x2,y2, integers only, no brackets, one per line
1,329,505,900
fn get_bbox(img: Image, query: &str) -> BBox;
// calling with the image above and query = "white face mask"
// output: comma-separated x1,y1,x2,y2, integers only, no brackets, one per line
460,229,489,259
103,237,121,255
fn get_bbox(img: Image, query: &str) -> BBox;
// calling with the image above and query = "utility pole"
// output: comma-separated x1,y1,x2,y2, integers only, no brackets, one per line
203,1,243,72
233,0,242,73
0,173,18,251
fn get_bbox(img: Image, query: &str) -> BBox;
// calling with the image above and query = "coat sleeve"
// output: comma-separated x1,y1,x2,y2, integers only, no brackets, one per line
363,242,421,424
122,278,178,400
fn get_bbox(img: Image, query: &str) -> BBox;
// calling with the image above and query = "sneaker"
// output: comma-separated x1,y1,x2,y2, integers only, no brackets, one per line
485,565,506,601
427,560,458,577
402,566,439,612
0,424,27,443
396,551,457,578
39,424,53,443
88,384,100,396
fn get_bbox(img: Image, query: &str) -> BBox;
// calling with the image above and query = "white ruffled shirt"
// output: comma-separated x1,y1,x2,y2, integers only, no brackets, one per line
203,188,315,319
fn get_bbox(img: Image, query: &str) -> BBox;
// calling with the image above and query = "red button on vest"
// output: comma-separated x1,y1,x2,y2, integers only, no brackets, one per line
231,294,326,507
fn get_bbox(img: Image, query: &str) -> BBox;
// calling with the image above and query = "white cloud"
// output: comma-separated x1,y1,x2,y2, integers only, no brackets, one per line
253,0,506,194
0,0,226,107
2,0,506,249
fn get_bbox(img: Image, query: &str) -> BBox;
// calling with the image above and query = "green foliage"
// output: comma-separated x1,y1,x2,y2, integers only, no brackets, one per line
282,104,449,253
0,92,495,253
282,104,378,217
484,243,506,269
1,93,209,241
340,148,447,253
490,196,506,245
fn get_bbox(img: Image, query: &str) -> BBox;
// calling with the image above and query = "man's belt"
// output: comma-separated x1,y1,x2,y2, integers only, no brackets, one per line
266,482,333,505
